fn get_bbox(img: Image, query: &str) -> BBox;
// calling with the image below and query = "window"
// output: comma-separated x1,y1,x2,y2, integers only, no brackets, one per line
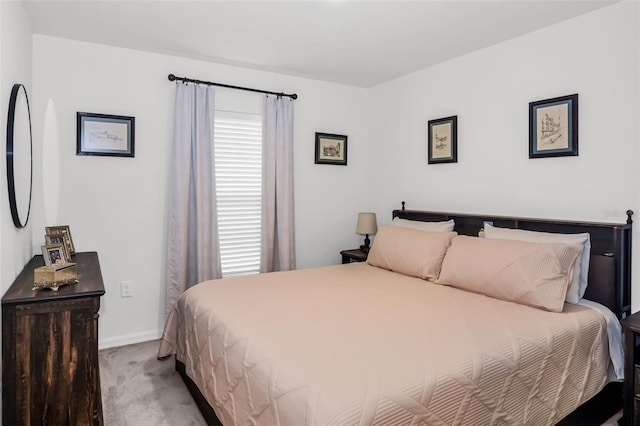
214,111,262,277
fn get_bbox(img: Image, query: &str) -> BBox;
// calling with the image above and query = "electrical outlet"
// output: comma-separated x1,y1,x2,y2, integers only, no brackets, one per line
121,280,133,298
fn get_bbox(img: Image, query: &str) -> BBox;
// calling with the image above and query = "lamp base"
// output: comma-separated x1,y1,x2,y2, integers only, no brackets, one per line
360,234,371,253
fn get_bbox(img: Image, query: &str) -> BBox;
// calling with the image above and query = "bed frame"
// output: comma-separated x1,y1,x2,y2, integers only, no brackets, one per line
177,202,634,425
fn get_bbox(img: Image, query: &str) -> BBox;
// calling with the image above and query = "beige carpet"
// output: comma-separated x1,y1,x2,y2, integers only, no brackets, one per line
99,340,622,425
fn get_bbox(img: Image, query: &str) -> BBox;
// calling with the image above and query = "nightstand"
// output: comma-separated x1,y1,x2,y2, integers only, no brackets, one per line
622,312,640,425
340,249,368,264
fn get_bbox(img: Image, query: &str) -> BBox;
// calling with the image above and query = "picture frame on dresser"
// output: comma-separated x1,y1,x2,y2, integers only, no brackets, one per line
41,244,71,266
77,112,135,158
45,233,65,246
427,115,457,164
529,94,578,159
46,225,75,255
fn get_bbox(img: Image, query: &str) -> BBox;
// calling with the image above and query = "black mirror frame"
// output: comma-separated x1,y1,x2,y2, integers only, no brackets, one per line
6,83,33,229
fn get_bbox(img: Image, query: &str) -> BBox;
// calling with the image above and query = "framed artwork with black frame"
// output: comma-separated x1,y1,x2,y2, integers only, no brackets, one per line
529,94,578,159
77,112,135,157
315,132,347,166
428,115,457,164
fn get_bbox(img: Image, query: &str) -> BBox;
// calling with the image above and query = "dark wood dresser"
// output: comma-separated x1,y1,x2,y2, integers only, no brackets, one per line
2,252,105,425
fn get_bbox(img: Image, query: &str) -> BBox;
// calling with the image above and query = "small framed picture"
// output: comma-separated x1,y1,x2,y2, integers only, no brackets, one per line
41,244,71,266
45,234,66,246
529,94,578,158
45,225,75,255
315,132,347,166
428,116,457,164
77,112,135,157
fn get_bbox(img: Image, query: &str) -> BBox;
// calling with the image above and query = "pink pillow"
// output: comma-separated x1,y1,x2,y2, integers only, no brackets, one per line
483,224,589,304
367,225,457,280
436,236,582,312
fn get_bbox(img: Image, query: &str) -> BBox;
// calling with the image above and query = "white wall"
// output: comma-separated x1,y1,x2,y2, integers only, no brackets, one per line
26,0,640,348
31,36,369,348
0,0,35,292
0,1,34,418
368,2,640,306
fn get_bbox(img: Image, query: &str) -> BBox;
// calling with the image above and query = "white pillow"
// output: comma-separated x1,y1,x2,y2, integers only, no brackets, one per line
391,217,455,232
483,224,590,304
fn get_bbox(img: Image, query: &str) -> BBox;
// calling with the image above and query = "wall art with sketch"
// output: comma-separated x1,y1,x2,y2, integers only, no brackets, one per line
315,132,347,166
529,94,578,158
77,112,135,157
427,115,457,164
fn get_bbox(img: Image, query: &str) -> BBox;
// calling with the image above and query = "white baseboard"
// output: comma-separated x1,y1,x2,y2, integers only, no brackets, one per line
99,329,163,350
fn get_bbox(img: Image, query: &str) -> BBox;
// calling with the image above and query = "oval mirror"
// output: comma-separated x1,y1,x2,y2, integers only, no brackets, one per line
6,83,33,228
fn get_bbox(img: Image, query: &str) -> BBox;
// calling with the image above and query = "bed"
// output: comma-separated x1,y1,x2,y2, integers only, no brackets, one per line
159,204,633,425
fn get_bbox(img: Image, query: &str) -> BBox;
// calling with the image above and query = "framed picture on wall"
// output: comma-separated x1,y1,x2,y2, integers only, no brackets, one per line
77,112,135,157
315,132,347,165
529,94,578,158
427,115,457,164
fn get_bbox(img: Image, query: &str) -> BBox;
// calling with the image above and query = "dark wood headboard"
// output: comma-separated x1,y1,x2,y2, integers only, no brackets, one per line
392,202,633,320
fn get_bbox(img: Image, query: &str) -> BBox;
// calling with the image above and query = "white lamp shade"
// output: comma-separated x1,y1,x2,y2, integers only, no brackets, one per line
356,212,377,235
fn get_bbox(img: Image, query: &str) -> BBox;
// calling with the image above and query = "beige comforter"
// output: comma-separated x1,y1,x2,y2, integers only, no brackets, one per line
158,262,610,426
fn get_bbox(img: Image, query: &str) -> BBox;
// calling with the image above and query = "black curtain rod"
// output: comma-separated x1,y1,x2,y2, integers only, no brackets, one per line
168,74,298,100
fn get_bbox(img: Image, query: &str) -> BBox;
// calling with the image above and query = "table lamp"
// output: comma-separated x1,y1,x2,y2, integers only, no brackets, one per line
356,212,377,253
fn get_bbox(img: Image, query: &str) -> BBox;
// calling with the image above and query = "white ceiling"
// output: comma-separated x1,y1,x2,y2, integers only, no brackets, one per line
24,0,616,88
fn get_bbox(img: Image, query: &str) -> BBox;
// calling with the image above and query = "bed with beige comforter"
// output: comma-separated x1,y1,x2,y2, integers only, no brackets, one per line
159,261,611,425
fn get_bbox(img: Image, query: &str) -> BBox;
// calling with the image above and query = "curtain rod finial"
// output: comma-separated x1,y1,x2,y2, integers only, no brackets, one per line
168,74,177,82
291,94,298,100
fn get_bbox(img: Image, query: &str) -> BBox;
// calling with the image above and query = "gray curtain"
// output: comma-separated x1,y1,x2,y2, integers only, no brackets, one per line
261,95,295,272
165,83,221,315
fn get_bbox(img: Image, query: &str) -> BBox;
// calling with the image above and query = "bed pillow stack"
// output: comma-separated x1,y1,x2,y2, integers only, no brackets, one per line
367,225,457,281
365,218,591,312
435,235,582,312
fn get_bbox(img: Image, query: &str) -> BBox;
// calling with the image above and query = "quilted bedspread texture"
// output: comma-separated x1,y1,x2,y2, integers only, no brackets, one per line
158,262,610,426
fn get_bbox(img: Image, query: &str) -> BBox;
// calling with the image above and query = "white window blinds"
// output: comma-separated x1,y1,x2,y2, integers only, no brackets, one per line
214,111,262,277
